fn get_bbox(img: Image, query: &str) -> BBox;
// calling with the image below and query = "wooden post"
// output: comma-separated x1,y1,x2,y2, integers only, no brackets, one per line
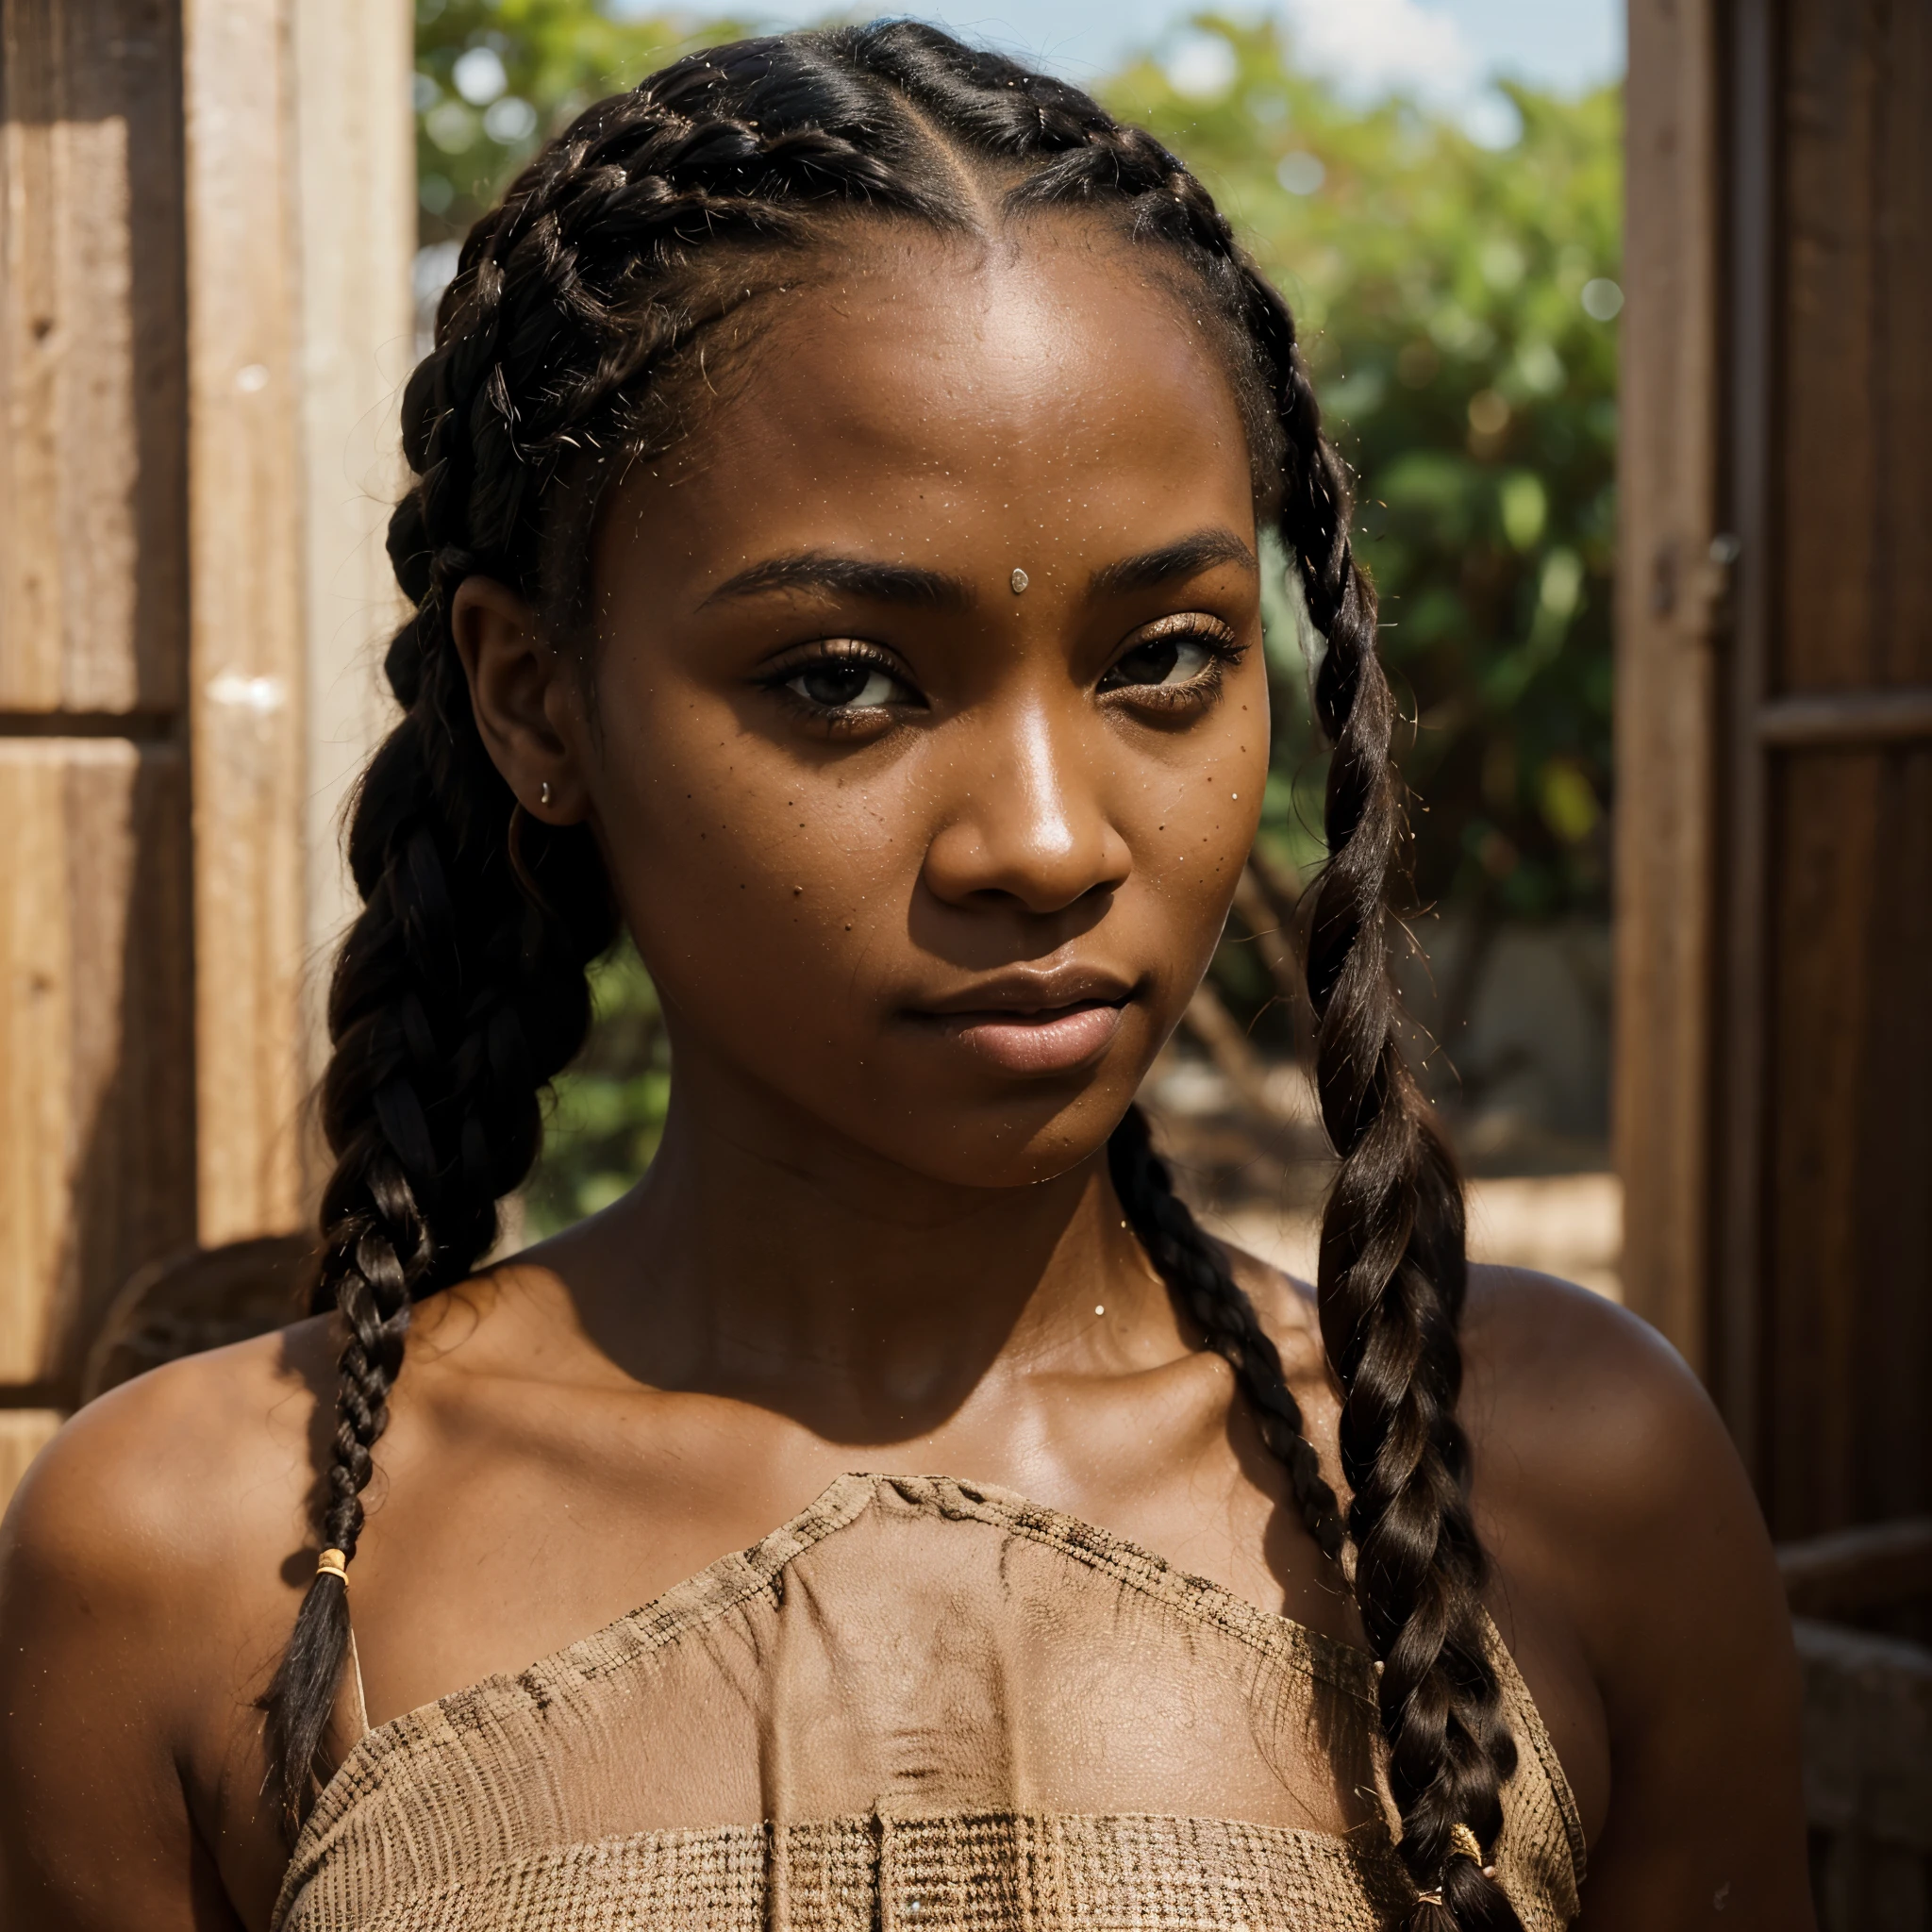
1,0,196,1460
0,0,408,1497
181,0,311,1245
1614,0,1724,1374
292,0,412,1102
182,0,411,1236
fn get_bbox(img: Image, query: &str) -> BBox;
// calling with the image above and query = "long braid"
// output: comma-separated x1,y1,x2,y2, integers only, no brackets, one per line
1221,234,1524,1924
263,37,965,1831
1243,261,1523,1930
1109,1106,1344,1559
269,35,1522,1911
998,75,1524,1927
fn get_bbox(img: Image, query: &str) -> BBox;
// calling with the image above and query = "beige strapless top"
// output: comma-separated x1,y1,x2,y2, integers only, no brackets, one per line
274,1474,1585,1931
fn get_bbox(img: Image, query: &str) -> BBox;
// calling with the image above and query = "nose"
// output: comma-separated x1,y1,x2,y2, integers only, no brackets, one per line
921,698,1132,916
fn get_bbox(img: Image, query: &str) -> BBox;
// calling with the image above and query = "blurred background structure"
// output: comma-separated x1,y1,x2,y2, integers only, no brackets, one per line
1,1,1928,1919
1,0,414,1488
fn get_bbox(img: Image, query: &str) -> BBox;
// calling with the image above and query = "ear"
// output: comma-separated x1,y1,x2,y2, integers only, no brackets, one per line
449,578,589,824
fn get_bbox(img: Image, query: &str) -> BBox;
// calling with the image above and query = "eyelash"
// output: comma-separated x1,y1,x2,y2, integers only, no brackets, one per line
761,641,921,729
759,615,1245,727
1098,616,1244,710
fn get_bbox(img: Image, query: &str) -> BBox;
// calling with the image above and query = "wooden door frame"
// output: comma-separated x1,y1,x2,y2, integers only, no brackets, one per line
1615,0,1726,1378
1624,0,1932,1506
1713,0,1778,1489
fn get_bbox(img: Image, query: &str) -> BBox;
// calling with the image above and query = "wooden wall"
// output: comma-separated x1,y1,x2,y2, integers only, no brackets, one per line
1620,0,1932,1538
1739,0,1932,1538
1,0,197,1459
0,0,409,1487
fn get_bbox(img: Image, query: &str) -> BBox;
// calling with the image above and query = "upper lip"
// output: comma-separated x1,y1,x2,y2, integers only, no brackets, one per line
908,964,1139,1017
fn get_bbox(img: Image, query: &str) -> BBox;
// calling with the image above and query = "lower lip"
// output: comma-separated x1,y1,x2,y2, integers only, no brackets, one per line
927,1001,1124,1075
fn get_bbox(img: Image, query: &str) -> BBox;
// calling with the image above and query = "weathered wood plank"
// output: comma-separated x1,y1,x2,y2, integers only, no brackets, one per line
1758,690,1932,745
0,739,194,1390
0,5,410,1456
0,0,187,713
182,0,309,1244
1778,0,1932,695
1764,745,1932,1536
1748,0,1932,1537
291,0,411,1123
1613,0,1722,1372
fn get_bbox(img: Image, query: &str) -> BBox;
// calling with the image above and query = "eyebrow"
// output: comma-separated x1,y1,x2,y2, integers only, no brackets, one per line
1088,528,1257,599
701,552,973,611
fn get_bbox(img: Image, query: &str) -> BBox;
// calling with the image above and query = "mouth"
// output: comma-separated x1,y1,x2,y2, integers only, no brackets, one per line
905,967,1138,1076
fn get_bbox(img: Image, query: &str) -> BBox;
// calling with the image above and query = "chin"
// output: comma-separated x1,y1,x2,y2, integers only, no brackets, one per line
857,1086,1137,1192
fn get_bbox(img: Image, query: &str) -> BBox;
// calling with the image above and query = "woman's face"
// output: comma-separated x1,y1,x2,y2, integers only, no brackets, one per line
473,225,1271,1190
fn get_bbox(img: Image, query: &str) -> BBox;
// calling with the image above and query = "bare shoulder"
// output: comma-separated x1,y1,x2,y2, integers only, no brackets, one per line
1220,1254,1809,1919
1215,1250,1757,1569
0,1322,341,1930
0,1318,336,1734
1462,1270,1810,1911
1457,1264,1750,1554
3,1318,331,1593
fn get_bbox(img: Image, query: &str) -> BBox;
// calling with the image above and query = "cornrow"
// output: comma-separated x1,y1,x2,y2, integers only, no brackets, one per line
267,27,1522,1921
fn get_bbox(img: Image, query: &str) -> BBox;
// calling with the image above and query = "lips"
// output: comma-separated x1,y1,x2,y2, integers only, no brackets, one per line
935,1001,1125,1074
905,965,1137,1076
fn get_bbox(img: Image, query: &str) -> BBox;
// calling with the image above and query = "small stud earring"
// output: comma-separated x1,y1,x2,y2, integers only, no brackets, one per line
1009,568,1029,594
540,780,553,808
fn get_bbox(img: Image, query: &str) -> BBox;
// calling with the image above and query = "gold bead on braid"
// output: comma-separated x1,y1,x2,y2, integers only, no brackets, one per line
1415,1825,1494,1905
314,1548,349,1586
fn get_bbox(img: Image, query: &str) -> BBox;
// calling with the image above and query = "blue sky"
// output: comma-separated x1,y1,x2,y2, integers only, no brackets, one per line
619,1,1624,105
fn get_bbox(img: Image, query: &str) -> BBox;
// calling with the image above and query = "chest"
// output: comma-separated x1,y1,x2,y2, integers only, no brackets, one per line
195,1365,1608,1924
269,1475,1588,1932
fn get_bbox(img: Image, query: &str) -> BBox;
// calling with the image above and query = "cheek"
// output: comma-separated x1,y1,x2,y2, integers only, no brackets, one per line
1130,684,1272,922
582,655,1273,1182
591,687,922,1024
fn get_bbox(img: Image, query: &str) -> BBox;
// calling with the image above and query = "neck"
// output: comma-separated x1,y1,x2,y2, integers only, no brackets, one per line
559,1056,1172,1442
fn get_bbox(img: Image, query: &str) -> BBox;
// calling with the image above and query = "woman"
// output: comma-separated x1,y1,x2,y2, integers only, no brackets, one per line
0,25,1809,1931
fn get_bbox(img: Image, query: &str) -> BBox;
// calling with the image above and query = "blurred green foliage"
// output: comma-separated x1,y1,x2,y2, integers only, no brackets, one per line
525,941,670,1233
413,0,750,242
1109,19,1621,922
408,5,1621,1225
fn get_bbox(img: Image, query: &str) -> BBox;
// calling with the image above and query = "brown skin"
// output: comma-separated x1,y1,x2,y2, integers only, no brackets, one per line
0,230,1811,1929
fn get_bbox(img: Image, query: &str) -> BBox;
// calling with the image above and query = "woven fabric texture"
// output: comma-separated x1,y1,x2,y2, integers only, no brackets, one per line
275,1474,1584,1931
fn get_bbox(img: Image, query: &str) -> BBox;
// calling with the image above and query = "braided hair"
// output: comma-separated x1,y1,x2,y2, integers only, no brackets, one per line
267,26,1521,1923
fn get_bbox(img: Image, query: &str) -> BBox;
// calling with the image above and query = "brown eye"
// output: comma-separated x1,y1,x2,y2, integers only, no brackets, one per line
769,643,920,713
787,661,905,708
1099,616,1236,693
1101,634,1216,691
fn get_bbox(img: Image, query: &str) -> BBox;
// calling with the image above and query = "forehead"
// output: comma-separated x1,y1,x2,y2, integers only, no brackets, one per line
597,223,1257,593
